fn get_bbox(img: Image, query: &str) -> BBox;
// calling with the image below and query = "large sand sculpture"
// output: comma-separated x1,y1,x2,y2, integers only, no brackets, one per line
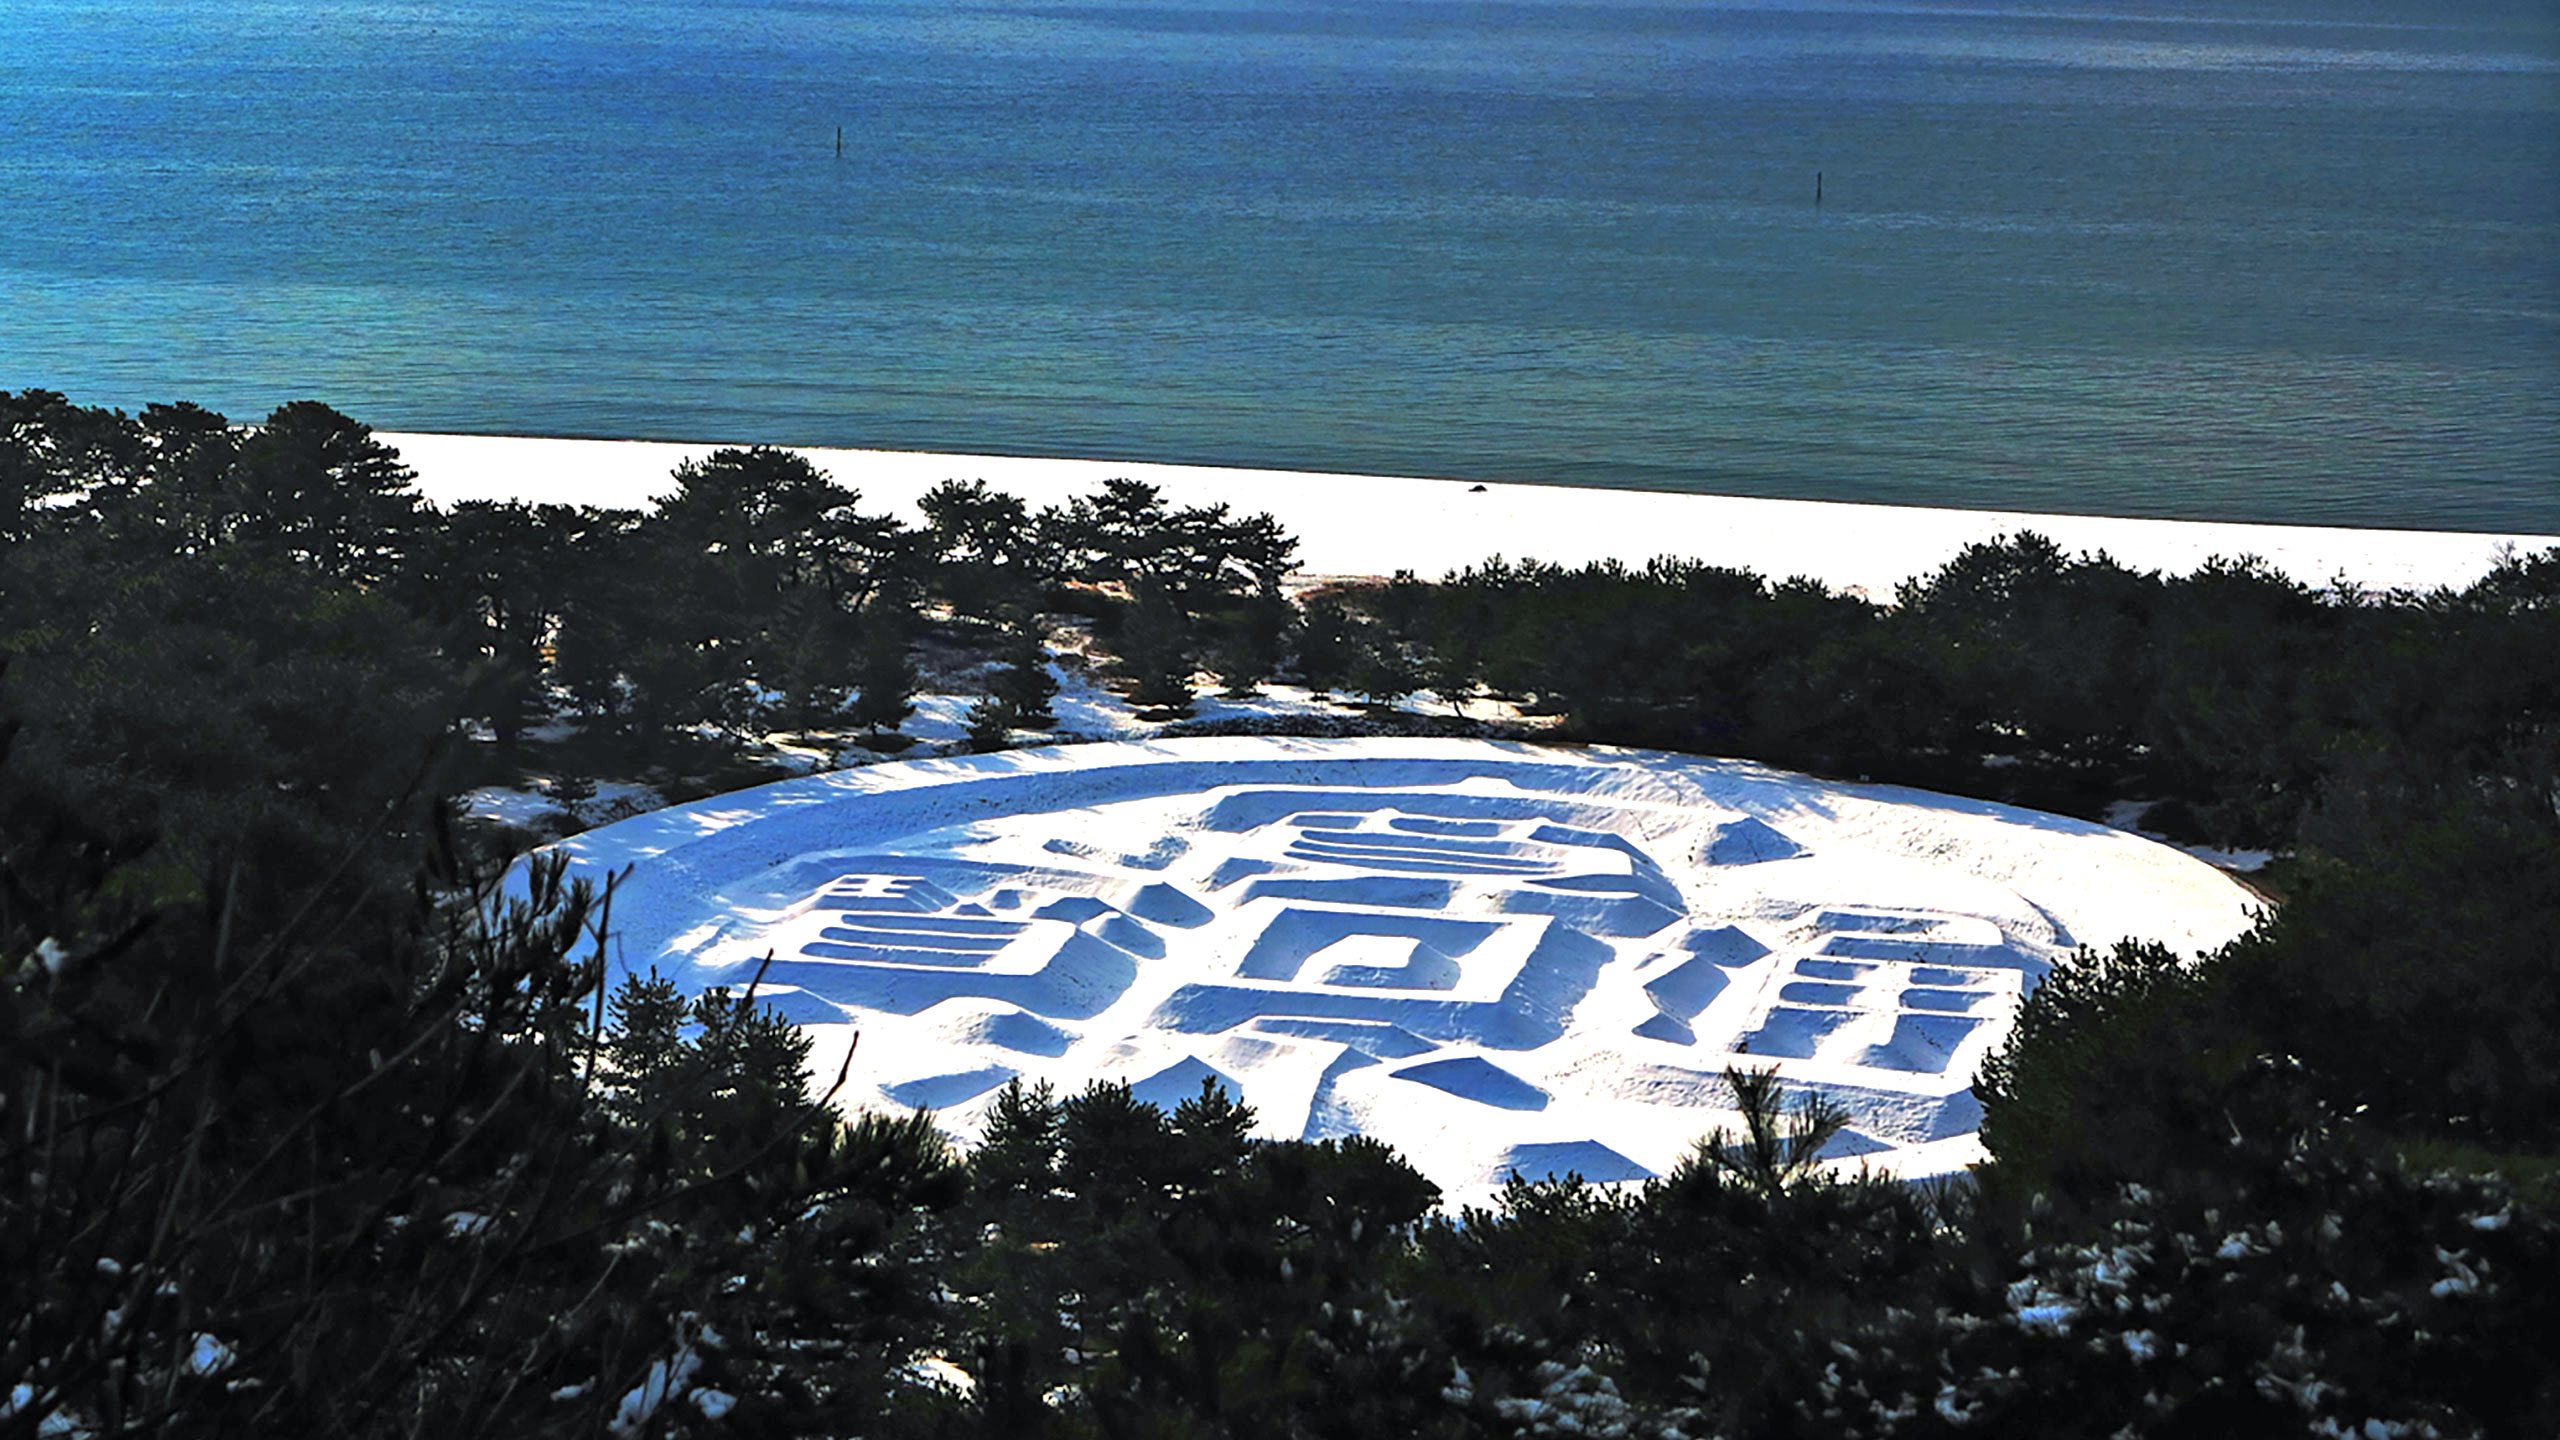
544,737,2260,1200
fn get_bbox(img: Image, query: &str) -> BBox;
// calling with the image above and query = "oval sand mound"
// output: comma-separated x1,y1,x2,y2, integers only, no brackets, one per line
541,737,2259,1201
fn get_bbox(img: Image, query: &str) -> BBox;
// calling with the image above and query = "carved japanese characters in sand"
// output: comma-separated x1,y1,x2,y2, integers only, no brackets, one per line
556,739,2256,1199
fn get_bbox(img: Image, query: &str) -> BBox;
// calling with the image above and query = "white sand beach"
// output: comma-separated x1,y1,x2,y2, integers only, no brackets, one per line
385,431,2558,598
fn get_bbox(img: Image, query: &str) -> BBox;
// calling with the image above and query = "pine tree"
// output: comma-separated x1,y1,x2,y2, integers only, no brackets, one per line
224,400,427,586
1292,596,1358,696
963,695,1017,753
1349,625,1424,711
920,478,1044,621
0,388,142,544
761,583,859,728
848,607,919,739
1115,582,1197,715
991,620,1058,728
1688,1065,1852,1195
1212,586,1293,698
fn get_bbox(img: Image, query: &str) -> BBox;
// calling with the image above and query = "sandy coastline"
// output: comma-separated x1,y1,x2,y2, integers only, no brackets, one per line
384,432,2558,599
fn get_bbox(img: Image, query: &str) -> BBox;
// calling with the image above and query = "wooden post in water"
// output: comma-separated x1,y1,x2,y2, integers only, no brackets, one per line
1815,171,1822,206
836,125,844,157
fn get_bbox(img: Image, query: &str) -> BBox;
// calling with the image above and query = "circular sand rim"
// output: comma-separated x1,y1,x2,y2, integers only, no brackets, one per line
541,736,2259,1201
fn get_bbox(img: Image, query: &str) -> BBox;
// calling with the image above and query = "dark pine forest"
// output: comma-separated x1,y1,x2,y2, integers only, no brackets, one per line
4,391,2555,1438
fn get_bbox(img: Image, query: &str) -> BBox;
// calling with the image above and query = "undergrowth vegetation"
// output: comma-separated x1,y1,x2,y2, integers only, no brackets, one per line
4,390,2554,1436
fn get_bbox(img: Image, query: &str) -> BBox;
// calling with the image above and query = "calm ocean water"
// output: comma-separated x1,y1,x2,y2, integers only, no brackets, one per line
3,0,2554,531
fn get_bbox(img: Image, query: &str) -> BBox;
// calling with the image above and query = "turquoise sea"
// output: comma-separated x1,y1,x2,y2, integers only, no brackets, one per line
2,0,2554,530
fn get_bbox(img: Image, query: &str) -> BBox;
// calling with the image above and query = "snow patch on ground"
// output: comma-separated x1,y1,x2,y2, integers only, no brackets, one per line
2103,801,2275,874
457,779,665,833
527,737,2259,1206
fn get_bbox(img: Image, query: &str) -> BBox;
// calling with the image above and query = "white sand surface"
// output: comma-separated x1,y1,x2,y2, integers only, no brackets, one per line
386,431,2556,598
531,736,2262,1204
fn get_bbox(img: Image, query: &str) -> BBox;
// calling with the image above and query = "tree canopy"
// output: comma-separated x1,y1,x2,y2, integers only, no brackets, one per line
2,391,2552,1436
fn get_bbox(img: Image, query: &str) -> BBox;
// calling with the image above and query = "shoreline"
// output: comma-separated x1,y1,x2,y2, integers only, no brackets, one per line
383,432,2559,599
